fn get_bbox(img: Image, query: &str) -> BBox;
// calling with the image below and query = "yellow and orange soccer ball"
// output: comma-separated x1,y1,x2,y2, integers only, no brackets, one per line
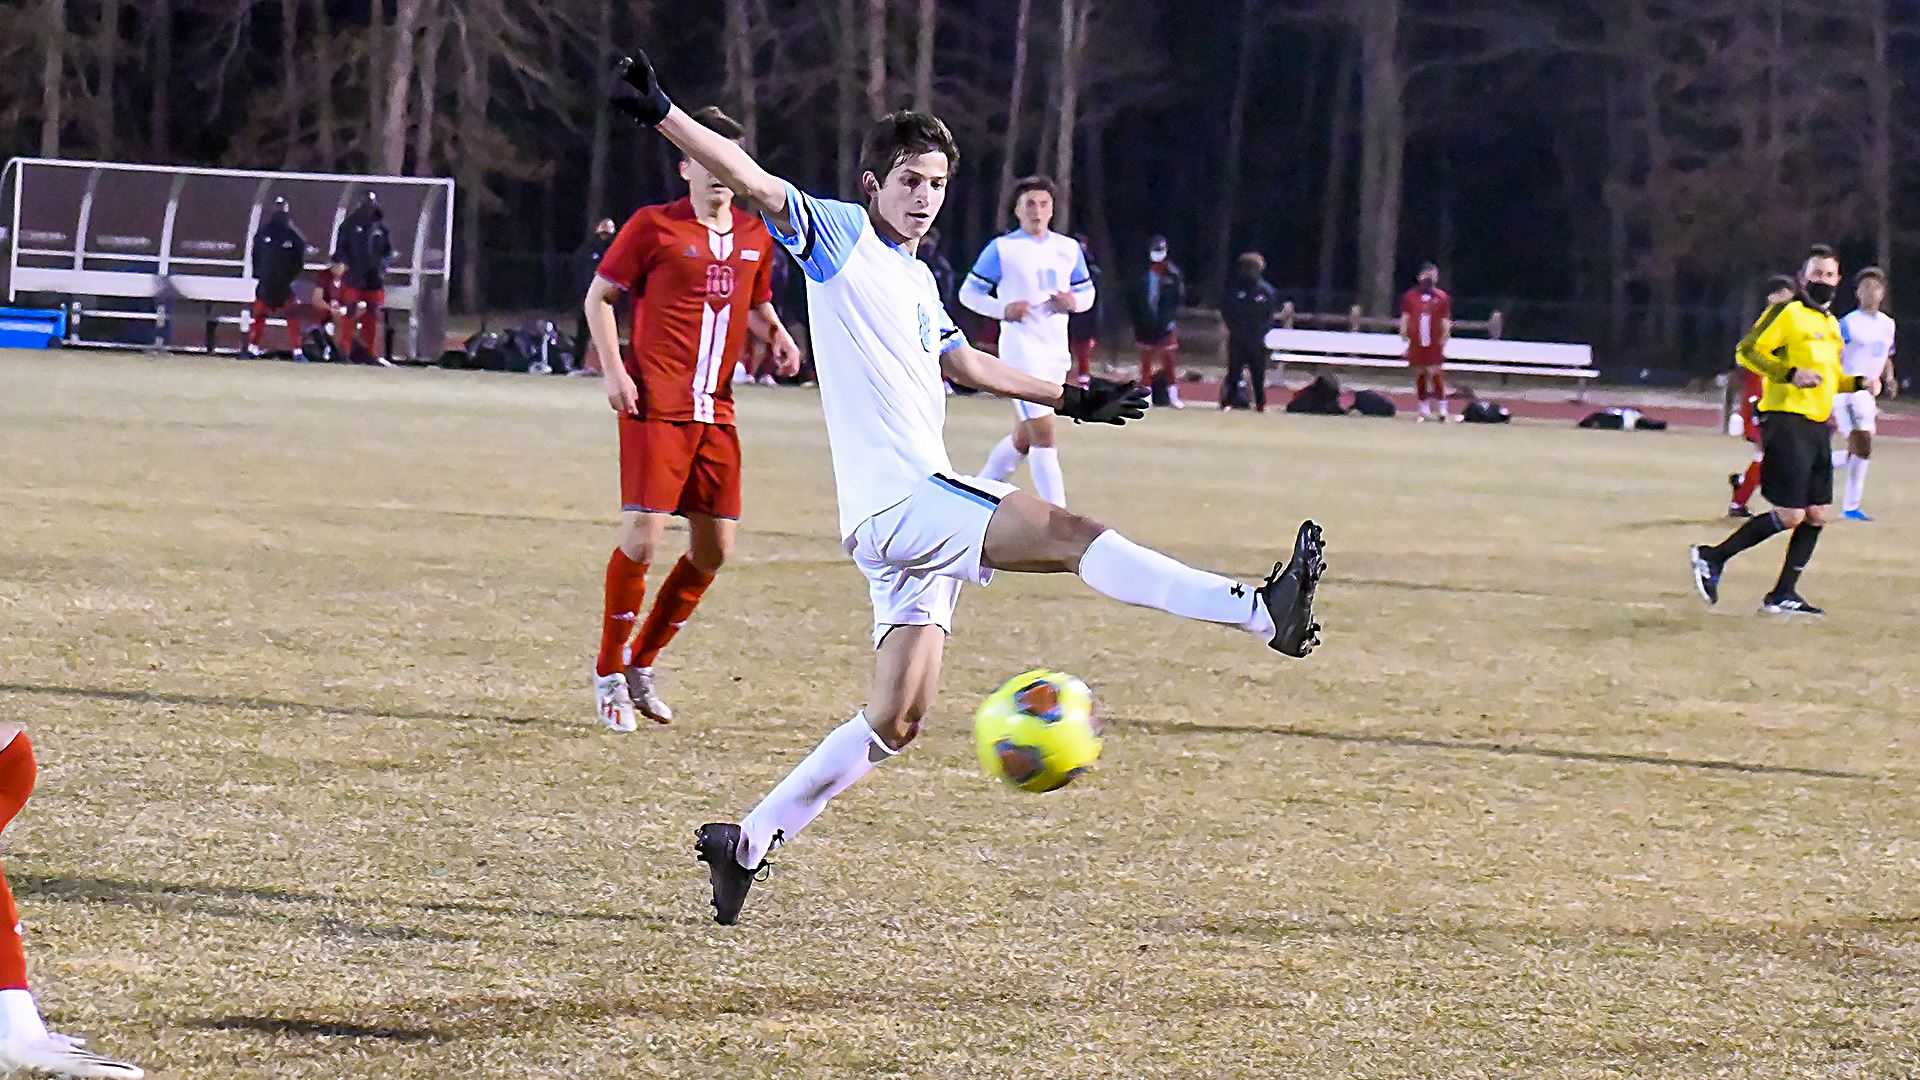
973,669,1102,793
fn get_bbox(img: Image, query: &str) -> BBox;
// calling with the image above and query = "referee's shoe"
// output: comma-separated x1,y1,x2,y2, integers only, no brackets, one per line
1760,592,1825,617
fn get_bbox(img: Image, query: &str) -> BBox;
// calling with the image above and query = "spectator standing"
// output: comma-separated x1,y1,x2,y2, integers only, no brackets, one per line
1068,233,1101,385
1131,234,1186,408
1220,252,1279,412
572,218,618,373
1401,261,1452,421
243,197,309,357
332,193,394,364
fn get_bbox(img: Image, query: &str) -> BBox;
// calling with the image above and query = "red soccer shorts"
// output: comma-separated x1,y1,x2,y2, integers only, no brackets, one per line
618,416,743,520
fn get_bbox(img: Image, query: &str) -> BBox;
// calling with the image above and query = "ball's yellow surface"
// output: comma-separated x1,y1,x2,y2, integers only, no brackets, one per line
973,669,1102,793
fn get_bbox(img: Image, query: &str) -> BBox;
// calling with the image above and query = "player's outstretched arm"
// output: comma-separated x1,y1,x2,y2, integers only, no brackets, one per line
941,344,1147,425
611,52,794,233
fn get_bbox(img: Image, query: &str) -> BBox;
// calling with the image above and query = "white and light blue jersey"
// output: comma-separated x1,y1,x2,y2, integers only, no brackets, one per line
1838,309,1896,379
958,229,1094,376
764,182,968,539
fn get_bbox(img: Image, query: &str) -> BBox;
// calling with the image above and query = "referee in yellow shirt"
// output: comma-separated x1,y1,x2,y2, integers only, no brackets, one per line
1690,245,1883,616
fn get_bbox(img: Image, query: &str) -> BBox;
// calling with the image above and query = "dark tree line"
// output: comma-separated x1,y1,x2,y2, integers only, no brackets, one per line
2,0,1911,371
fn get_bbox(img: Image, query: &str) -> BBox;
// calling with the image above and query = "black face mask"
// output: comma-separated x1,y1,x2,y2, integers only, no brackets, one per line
1805,281,1837,306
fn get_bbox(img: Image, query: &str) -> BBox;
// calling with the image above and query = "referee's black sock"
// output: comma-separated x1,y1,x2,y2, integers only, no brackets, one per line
1770,523,1822,597
1703,510,1787,563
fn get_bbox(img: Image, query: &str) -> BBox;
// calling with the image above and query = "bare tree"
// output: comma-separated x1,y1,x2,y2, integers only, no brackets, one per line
995,0,1035,214
39,0,64,156
1049,0,1090,231
913,0,935,111
836,0,859,185
1316,39,1357,308
583,0,614,228
381,0,427,175
413,5,447,173
1204,0,1261,303
147,0,171,158
1352,0,1404,315
865,0,887,115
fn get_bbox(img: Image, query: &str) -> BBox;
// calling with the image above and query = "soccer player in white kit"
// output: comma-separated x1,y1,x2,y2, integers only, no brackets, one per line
612,53,1326,925
962,177,1094,507
1834,267,1897,520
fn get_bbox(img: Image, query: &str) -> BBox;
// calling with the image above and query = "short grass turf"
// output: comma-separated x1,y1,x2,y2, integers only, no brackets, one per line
2,350,1918,1078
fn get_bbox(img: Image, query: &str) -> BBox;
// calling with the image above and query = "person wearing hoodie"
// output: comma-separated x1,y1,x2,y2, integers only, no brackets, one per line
243,197,309,357
332,193,394,362
1130,235,1185,407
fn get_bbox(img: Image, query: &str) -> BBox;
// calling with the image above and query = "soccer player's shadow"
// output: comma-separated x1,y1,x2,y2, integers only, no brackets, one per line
0,681,563,731
1114,717,1877,782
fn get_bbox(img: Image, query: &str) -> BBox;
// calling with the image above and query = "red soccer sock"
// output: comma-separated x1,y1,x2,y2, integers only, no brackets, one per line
1733,455,1763,508
631,556,716,669
246,302,268,349
595,550,649,677
0,734,38,992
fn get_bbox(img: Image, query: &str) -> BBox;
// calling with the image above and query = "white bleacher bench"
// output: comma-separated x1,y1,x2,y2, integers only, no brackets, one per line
1262,327,1598,388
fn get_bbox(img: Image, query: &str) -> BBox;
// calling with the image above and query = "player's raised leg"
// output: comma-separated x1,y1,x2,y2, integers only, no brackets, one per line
983,489,1322,655
0,732,143,1079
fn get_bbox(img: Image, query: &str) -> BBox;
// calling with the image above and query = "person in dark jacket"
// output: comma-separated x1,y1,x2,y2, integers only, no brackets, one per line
332,193,394,362
244,197,309,357
1068,234,1101,385
1220,251,1279,412
1131,234,1186,407
572,217,618,372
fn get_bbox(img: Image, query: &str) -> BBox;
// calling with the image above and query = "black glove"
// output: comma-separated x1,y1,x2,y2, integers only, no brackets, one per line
611,52,673,127
1057,378,1150,425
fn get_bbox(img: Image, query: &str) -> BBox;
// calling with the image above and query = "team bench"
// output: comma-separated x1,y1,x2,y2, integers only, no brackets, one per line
1260,326,1598,391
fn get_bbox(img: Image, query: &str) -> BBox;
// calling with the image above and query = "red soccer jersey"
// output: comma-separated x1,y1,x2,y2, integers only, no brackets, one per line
1402,286,1452,364
596,198,775,424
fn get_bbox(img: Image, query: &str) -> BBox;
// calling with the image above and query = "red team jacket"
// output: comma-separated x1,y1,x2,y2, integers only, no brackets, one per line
596,199,776,425
1402,286,1452,366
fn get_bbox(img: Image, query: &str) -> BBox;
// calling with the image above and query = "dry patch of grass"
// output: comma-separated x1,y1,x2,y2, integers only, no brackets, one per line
2,351,1917,1077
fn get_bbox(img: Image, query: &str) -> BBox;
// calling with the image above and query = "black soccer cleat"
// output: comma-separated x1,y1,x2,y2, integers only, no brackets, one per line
1759,592,1825,618
1260,520,1325,658
1688,545,1723,606
694,822,769,926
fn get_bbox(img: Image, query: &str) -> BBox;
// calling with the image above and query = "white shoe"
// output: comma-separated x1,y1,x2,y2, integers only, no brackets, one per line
0,1033,144,1078
757,374,778,387
593,672,638,732
1166,385,1184,409
626,665,674,724
732,365,753,384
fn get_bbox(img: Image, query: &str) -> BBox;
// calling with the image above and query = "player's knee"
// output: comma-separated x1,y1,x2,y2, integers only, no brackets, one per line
1805,505,1833,527
1774,507,1808,528
869,708,924,751
689,543,728,575
1856,433,1873,459
617,531,656,564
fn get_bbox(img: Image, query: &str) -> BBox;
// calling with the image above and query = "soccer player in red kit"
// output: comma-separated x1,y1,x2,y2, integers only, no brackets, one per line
0,726,143,1078
1728,275,1797,517
1401,262,1452,421
583,106,801,731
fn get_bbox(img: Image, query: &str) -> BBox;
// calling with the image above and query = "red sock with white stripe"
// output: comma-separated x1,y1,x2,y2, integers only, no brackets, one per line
0,733,46,1044
596,550,648,677
632,556,715,669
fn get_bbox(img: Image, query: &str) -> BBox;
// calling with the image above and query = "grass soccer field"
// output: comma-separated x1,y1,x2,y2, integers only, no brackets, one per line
3,351,1918,1078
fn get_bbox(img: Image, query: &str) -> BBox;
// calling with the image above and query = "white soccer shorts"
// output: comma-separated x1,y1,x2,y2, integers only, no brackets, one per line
845,472,1018,646
1006,352,1072,422
1832,389,1877,437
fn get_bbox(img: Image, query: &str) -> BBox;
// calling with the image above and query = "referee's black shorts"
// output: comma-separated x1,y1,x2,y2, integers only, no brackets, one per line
1758,411,1833,509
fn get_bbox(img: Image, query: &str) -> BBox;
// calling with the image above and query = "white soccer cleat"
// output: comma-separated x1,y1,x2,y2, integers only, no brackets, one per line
0,1033,144,1079
626,666,674,724
593,672,638,733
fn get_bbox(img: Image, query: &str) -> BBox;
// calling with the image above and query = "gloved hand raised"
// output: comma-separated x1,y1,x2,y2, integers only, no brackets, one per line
611,52,674,127
1057,378,1150,425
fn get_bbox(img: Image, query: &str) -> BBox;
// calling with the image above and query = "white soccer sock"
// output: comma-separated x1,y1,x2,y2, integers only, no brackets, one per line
1028,447,1066,507
1077,531,1274,637
1833,449,1850,469
980,436,1026,482
1845,455,1870,511
738,712,895,868
0,990,47,1043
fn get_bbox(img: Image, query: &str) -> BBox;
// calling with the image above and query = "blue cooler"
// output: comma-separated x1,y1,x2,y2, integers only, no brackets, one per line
0,308,67,349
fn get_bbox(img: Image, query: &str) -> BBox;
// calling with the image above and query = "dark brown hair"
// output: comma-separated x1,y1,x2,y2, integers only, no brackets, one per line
859,111,960,194
1236,252,1266,277
689,106,745,140
1856,265,1887,285
1807,243,1837,262
1010,175,1057,212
